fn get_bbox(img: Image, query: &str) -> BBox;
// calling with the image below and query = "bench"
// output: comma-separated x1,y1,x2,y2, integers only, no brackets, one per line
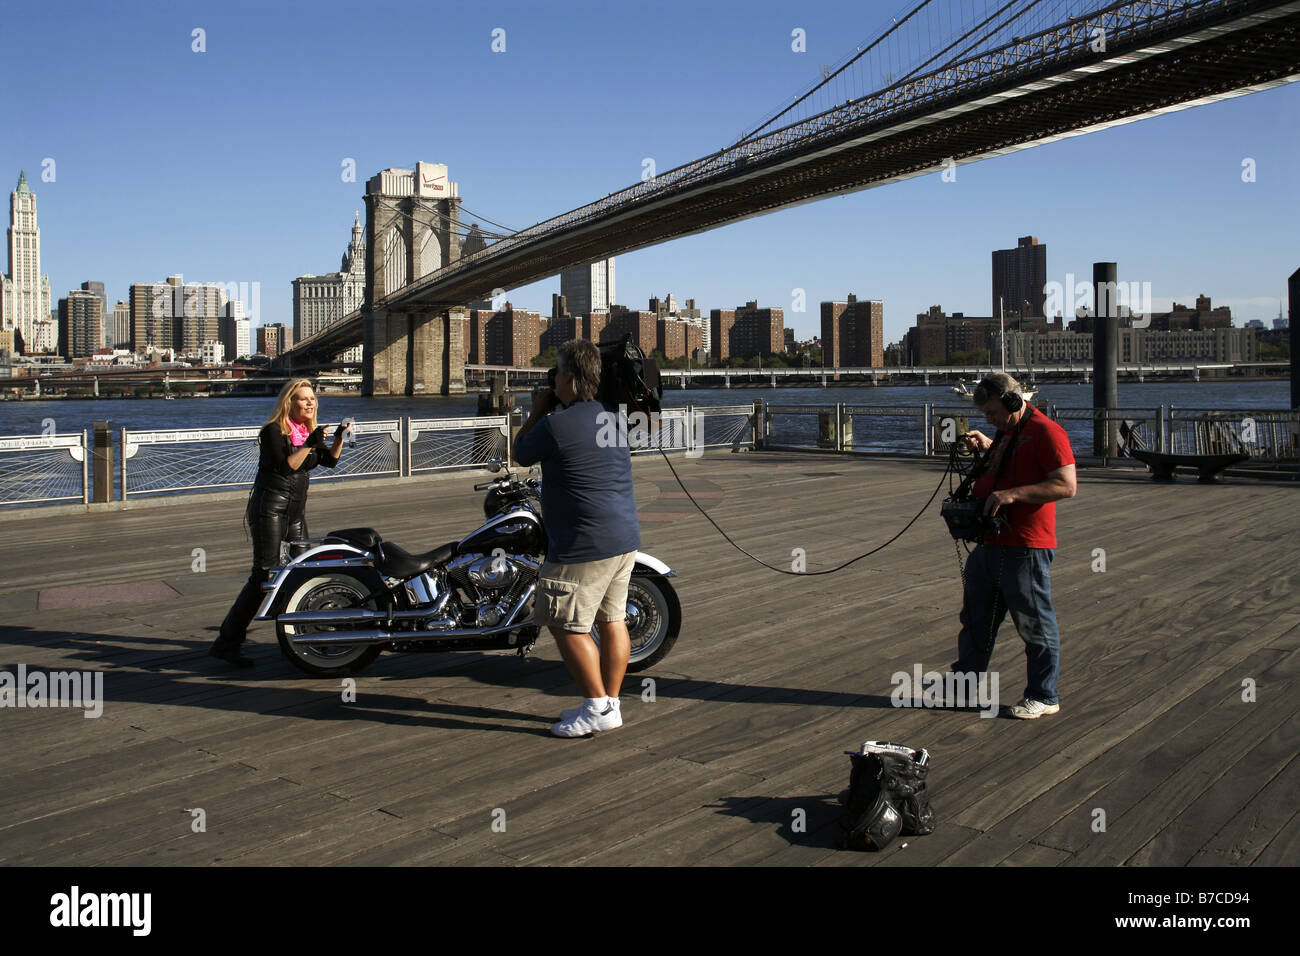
1119,420,1249,483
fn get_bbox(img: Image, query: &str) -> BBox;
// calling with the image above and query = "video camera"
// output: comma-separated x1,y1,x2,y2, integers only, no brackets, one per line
939,430,1009,544
940,496,1007,544
545,335,663,416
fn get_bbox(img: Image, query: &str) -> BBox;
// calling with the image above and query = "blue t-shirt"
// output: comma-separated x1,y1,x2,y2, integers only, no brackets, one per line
511,400,641,563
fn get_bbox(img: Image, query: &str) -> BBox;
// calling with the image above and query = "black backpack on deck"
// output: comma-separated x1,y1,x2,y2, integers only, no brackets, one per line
839,741,936,851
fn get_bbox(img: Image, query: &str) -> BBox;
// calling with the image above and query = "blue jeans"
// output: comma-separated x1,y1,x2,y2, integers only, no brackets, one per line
953,545,1060,705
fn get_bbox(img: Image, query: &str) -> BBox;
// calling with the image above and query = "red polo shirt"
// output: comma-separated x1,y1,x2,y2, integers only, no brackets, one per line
972,406,1075,548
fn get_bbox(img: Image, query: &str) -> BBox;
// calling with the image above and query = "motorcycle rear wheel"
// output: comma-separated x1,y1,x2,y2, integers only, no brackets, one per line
590,574,681,672
276,573,384,677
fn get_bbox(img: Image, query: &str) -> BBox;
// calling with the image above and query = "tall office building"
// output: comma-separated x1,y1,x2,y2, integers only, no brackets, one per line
482,304,545,366
1,171,53,353
220,301,251,360
129,274,228,356
80,281,108,348
111,300,131,350
561,259,615,315
58,289,104,359
711,301,784,361
292,212,366,363
992,236,1047,319
821,295,884,368
257,323,293,358
602,307,657,354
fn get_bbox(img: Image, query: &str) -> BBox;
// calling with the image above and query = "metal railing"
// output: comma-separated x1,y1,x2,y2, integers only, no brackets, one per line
0,432,89,507
120,416,506,500
1169,407,1299,462
409,416,509,474
762,401,1299,466
628,405,759,457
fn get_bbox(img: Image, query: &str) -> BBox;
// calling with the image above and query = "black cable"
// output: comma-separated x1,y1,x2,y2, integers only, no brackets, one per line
732,0,939,147
458,204,521,236
653,439,956,576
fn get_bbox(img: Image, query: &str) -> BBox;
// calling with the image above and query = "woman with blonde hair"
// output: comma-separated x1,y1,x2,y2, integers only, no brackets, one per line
211,378,347,666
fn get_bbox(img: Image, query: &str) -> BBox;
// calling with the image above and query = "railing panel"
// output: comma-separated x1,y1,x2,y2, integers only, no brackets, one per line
122,419,405,498
0,432,88,507
409,416,509,473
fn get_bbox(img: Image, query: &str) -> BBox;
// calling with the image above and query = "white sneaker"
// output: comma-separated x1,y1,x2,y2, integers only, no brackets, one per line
1008,697,1060,719
560,697,620,723
551,699,622,737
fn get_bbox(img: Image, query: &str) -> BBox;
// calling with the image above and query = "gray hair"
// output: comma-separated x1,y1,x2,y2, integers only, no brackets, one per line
973,371,1022,408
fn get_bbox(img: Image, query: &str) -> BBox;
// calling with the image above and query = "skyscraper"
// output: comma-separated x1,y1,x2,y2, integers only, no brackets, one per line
293,212,366,363
1,171,54,353
58,290,104,359
821,295,884,367
561,259,615,315
111,301,131,350
128,274,228,356
992,236,1047,319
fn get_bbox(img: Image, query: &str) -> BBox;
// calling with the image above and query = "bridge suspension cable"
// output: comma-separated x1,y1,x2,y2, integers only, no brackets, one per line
374,196,514,242
732,0,1108,149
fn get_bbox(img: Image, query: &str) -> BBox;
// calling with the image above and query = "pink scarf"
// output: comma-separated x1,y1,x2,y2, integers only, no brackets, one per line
287,419,310,447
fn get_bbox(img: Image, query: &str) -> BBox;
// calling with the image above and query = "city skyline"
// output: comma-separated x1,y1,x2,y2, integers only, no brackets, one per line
2,0,1296,348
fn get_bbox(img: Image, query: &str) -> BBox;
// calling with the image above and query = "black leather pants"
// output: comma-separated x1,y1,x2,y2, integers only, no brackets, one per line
217,487,308,646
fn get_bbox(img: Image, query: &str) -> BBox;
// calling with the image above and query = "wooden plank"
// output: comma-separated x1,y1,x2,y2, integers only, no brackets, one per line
0,451,1294,867
1127,711,1300,866
1187,755,1300,866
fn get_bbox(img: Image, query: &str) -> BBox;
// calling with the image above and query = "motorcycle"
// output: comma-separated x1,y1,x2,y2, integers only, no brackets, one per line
253,460,682,677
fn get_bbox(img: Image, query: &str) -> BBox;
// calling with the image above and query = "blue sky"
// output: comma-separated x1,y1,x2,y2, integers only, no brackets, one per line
3,0,1296,344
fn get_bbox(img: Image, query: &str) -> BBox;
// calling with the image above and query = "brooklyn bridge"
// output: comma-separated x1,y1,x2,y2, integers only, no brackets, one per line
269,0,1300,394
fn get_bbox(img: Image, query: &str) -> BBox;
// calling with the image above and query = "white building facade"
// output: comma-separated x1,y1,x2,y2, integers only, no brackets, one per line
292,212,366,364
1,171,53,353
561,259,616,316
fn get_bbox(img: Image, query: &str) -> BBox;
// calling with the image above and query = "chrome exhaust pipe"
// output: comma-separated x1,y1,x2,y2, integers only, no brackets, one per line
289,584,535,645
280,591,452,628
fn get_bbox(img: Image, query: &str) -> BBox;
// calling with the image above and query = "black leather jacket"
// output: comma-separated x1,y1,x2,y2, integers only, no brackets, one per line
248,421,338,518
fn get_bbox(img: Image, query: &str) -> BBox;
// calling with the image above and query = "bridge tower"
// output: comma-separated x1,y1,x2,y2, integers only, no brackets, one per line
362,162,466,396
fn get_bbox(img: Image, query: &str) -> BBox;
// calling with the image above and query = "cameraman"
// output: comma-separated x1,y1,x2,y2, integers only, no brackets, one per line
512,339,640,738
954,372,1076,718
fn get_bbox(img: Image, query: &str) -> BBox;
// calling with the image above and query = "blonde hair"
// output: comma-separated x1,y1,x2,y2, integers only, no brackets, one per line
264,378,318,434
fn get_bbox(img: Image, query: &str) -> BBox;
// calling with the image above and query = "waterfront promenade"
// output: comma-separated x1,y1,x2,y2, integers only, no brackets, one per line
0,451,1295,866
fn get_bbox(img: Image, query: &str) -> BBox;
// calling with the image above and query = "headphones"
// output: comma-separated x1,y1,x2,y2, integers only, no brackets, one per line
978,378,1024,413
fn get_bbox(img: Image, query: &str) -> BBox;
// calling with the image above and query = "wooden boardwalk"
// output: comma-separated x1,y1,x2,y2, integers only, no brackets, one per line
0,450,1296,866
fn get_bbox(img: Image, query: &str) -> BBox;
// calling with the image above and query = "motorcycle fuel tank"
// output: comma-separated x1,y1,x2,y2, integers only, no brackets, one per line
456,508,545,557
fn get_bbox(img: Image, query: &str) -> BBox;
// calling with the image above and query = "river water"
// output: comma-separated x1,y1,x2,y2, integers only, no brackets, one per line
0,380,1288,437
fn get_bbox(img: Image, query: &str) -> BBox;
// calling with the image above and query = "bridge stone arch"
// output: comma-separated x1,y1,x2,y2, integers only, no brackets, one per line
362,162,466,395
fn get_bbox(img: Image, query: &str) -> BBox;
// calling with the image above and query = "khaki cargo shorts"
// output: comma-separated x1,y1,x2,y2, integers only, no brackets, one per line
531,551,636,633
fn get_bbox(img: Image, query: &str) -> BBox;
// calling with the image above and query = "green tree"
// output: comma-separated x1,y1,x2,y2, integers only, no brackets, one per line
948,349,990,366
532,346,558,368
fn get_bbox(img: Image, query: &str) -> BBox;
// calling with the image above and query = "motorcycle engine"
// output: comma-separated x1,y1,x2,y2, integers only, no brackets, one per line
446,553,533,628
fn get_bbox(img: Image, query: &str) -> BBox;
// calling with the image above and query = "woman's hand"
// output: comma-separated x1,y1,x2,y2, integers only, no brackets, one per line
305,426,327,449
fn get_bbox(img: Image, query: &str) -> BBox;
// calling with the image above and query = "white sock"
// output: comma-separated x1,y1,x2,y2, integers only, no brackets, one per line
584,696,609,713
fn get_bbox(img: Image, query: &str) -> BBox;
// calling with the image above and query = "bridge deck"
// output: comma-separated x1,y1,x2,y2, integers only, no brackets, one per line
0,451,1295,866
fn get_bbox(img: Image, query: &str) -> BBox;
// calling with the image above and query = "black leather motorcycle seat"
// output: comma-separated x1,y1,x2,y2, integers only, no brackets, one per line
376,541,456,579
324,527,383,552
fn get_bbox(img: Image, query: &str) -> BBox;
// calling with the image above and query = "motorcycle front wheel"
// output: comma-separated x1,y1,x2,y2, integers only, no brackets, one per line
276,572,384,677
590,574,681,672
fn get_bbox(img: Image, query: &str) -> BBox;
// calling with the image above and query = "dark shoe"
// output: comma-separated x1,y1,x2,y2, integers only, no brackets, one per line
209,640,254,668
